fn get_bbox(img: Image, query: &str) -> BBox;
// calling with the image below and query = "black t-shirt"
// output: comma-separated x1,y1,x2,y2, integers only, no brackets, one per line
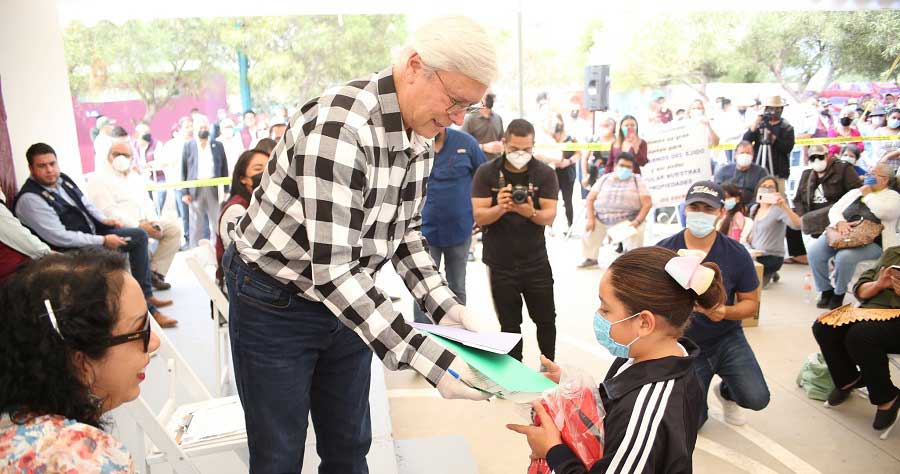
472,157,559,269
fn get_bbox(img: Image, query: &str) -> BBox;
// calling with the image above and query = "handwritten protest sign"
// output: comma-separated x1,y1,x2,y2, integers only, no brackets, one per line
641,120,713,206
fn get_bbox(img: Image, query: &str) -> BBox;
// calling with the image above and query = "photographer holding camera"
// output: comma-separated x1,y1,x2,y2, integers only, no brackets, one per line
743,96,795,190
472,118,560,362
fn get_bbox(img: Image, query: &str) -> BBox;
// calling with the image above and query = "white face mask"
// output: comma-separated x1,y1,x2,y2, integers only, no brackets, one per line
736,153,753,168
506,150,532,170
841,155,857,165
112,155,131,173
811,159,828,173
871,116,885,127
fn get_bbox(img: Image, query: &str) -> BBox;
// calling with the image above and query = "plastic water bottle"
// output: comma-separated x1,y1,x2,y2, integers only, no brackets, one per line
803,273,813,303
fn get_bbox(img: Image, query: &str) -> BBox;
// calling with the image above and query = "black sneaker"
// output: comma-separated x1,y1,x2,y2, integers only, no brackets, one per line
828,293,846,310
825,378,864,408
817,290,835,309
873,396,900,431
577,259,598,269
772,272,780,283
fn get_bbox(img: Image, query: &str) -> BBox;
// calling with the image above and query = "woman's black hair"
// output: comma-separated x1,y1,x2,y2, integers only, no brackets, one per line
229,149,269,202
720,182,743,235
616,151,636,167
255,138,277,156
0,249,128,428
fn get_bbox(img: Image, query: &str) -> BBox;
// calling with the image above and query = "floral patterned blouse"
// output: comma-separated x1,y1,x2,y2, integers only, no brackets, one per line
0,412,134,473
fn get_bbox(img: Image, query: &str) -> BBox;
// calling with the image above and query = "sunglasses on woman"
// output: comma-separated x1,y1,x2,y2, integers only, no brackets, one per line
104,312,152,352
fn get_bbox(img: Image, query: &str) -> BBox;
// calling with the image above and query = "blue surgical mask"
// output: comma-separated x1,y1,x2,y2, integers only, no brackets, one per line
685,211,718,238
593,311,641,358
615,167,633,181
724,198,737,211
863,174,878,186
889,118,900,129
621,125,631,137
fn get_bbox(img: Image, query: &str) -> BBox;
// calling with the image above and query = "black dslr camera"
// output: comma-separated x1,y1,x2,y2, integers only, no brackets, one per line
510,185,530,204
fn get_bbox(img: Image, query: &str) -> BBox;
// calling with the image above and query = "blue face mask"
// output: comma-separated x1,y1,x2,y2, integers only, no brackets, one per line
593,311,641,358
615,167,633,181
685,211,718,238
724,198,737,211
863,174,878,186
889,118,900,129
621,125,632,137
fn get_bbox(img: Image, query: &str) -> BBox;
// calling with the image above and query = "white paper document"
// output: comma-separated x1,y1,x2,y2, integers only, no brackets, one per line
410,322,522,355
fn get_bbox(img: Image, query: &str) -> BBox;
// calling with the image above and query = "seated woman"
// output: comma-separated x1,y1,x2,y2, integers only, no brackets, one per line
0,250,160,473
717,183,752,244
508,246,725,473
838,144,867,177
578,152,652,268
216,148,269,273
812,245,900,432
747,176,802,287
808,164,900,309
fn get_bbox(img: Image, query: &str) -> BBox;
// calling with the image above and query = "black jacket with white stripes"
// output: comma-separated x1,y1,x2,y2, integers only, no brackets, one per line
547,337,703,473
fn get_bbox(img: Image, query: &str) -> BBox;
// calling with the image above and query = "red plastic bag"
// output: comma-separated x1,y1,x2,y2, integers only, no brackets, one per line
527,369,605,474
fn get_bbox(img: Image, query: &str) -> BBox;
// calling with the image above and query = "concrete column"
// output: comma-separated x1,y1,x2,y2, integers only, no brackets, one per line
0,0,82,188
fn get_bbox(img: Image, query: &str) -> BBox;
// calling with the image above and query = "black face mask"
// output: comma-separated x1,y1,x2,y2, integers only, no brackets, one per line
840,117,852,127
737,107,747,115
820,109,830,116
484,94,495,110
570,110,579,119
250,172,263,189
198,130,210,140
141,133,152,143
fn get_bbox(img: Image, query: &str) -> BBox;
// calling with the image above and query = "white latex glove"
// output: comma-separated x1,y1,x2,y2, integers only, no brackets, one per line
436,358,492,401
439,305,500,332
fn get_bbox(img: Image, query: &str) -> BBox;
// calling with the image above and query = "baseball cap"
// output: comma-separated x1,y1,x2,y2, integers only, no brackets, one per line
808,144,828,157
684,180,725,209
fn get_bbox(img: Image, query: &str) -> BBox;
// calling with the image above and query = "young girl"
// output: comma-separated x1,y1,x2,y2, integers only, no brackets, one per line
717,183,752,243
508,246,725,473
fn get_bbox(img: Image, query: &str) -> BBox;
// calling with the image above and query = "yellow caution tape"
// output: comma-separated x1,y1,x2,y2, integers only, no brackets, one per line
146,177,231,191
533,135,898,153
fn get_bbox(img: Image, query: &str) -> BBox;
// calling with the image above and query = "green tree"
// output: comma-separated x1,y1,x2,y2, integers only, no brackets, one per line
610,12,748,101
831,10,900,82
64,18,228,122
223,15,406,109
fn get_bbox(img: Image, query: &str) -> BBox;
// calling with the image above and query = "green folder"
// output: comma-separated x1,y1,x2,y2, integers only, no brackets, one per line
427,333,557,395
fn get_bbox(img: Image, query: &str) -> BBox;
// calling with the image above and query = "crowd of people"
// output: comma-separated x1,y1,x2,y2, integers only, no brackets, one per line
2,14,900,474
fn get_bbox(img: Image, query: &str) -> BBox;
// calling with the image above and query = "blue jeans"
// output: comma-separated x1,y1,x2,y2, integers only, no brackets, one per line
223,246,373,474
693,329,770,426
807,235,882,295
413,236,471,323
175,188,190,242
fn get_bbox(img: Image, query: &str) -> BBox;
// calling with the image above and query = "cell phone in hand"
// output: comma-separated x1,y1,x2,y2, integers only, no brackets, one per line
757,193,779,204
122,236,132,242
890,265,900,274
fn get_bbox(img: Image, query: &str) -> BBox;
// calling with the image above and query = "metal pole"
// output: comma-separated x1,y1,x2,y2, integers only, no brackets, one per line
517,2,524,119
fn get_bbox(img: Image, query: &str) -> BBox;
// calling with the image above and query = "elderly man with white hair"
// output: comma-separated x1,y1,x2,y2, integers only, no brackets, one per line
181,114,228,248
222,16,498,472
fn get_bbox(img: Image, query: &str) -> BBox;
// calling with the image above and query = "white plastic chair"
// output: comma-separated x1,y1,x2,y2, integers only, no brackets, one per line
113,316,248,474
185,239,231,396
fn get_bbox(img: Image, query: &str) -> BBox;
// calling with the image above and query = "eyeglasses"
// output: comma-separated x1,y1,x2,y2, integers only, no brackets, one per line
808,155,826,161
105,312,152,352
433,70,483,114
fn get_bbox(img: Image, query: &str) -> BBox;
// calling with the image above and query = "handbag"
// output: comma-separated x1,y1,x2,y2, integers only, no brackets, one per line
800,205,832,236
825,219,883,249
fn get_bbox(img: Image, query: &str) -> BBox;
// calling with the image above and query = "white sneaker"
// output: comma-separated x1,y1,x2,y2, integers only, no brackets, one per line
715,382,747,426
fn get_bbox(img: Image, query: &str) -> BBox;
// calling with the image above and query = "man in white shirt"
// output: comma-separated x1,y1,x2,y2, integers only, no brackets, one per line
88,140,183,291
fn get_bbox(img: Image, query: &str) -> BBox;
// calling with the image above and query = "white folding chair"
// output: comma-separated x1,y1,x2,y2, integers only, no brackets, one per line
113,316,248,474
185,239,231,397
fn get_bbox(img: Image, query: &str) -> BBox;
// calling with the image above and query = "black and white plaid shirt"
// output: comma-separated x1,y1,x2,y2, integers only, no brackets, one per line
234,67,459,385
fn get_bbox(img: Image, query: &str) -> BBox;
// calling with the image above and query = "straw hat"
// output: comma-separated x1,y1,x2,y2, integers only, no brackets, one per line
764,96,788,108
